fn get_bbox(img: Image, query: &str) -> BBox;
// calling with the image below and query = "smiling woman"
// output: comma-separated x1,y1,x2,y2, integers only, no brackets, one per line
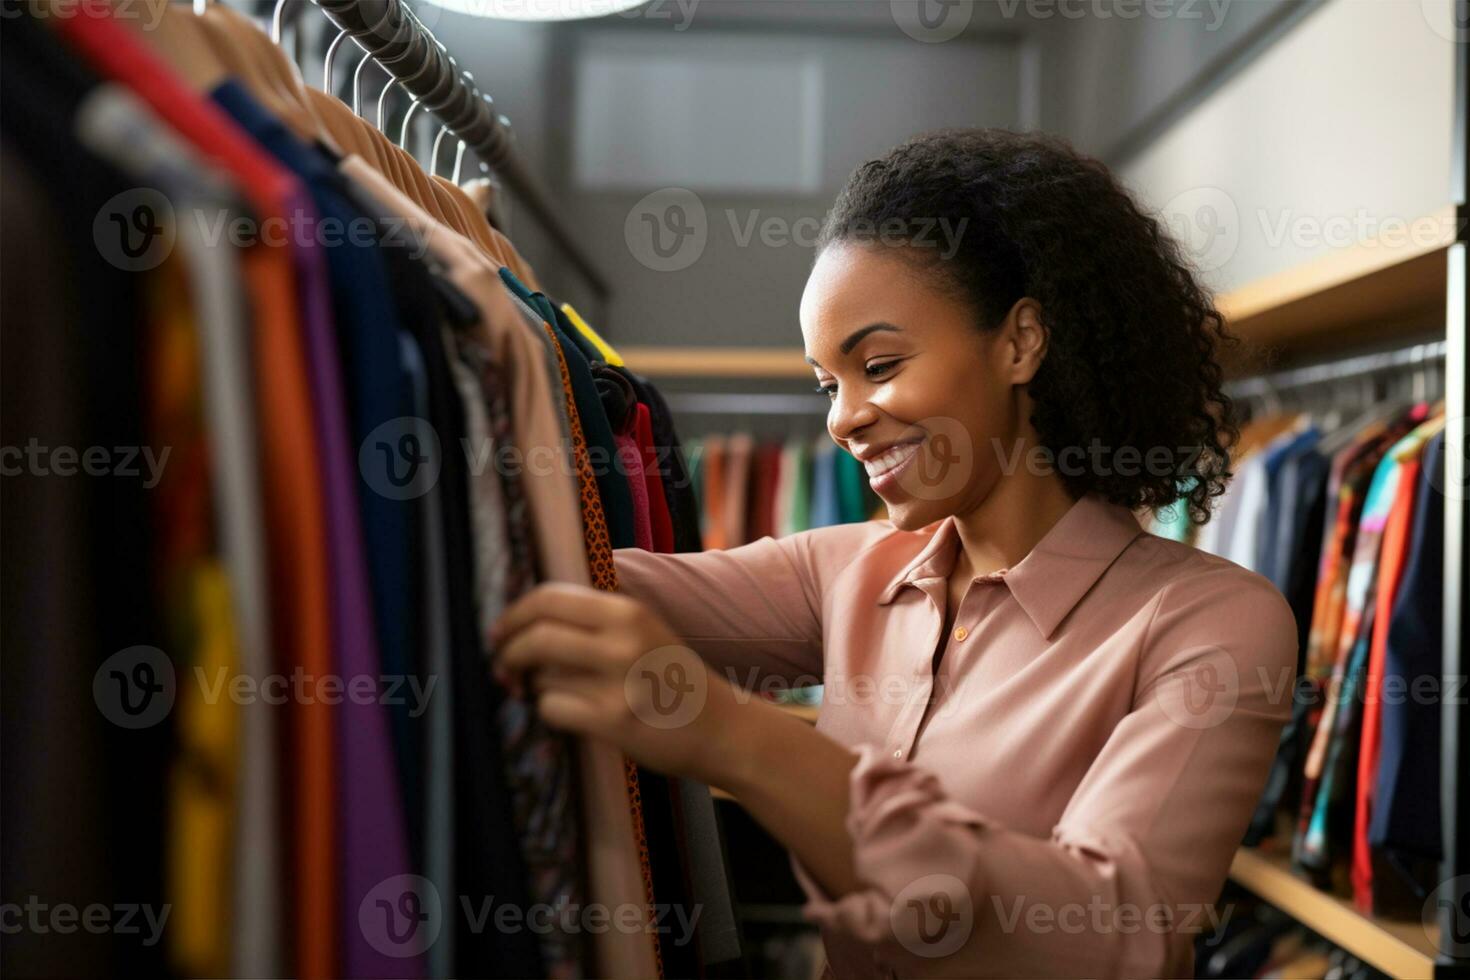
493,128,1297,979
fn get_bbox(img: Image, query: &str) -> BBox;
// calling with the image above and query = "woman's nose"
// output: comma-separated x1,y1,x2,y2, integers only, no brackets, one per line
827,386,880,441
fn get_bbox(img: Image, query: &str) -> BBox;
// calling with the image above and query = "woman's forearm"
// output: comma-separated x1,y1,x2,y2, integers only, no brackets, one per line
698,695,863,901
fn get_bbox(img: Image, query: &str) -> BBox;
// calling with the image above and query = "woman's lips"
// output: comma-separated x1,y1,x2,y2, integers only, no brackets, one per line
863,439,923,493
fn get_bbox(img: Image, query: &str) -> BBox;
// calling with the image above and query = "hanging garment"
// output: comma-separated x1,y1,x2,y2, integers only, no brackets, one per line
53,13,344,973
808,438,841,528
71,79,287,974
1294,406,1429,877
348,170,605,977
700,435,729,550
399,332,459,977
536,319,666,979
618,425,656,551
1368,429,1446,910
746,440,781,542
501,268,638,550
355,160,655,973
211,81,423,979
457,338,588,977
834,446,870,524
1352,414,1442,912
722,433,755,547
625,377,703,554
635,403,677,553
780,438,813,536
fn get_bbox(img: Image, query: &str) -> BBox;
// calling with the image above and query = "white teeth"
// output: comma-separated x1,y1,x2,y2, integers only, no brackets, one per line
865,441,920,477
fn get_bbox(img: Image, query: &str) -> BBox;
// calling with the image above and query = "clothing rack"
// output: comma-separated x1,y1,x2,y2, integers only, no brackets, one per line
308,0,612,299
1226,340,1447,400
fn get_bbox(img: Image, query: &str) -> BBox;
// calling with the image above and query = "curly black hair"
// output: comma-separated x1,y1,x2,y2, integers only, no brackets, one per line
815,127,1240,527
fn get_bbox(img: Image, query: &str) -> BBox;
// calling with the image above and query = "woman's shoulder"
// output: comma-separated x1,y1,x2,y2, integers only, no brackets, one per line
1121,530,1299,672
782,518,942,580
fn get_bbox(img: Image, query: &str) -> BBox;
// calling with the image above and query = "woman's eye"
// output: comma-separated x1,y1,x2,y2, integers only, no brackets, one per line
865,360,899,378
814,382,838,398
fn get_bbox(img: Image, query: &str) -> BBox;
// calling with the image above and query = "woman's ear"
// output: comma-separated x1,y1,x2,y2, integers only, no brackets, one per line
1002,297,1048,384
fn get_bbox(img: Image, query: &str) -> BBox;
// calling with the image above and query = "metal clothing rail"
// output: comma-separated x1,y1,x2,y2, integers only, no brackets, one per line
1225,339,1447,399
309,0,611,299
663,393,830,415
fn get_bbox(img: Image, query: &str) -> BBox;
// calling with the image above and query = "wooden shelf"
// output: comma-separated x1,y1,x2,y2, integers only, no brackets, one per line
1228,847,1439,978
1217,204,1459,372
620,206,1460,380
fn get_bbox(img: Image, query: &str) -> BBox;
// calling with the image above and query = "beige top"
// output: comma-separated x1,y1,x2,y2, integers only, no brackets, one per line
615,492,1297,979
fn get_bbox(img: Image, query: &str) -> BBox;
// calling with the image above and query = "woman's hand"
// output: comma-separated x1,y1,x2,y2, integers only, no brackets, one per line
490,582,739,785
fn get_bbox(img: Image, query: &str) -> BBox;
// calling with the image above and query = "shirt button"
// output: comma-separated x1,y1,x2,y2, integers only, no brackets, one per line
954,626,969,641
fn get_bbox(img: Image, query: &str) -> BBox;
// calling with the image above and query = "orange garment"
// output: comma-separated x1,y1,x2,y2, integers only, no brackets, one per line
239,244,336,980
1352,414,1443,911
700,435,728,550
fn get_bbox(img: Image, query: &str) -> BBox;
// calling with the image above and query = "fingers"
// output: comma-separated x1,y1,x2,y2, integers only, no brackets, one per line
535,688,603,737
496,619,615,678
490,582,633,644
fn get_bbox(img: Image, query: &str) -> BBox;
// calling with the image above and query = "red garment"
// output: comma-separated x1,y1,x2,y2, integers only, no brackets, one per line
1352,449,1423,912
55,14,338,978
634,404,675,553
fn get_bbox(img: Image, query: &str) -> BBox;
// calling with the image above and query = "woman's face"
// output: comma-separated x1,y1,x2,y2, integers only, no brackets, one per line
799,242,1045,531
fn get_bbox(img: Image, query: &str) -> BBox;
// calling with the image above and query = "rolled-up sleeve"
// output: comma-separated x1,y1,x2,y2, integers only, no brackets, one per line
613,533,828,690
790,574,1298,979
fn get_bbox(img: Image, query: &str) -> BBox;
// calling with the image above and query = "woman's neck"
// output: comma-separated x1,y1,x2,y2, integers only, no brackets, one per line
951,472,1078,579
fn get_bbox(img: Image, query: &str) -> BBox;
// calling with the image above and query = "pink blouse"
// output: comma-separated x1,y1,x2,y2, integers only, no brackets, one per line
613,492,1297,979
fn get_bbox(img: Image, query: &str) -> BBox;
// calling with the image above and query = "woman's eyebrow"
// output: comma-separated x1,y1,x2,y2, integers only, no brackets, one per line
804,322,904,368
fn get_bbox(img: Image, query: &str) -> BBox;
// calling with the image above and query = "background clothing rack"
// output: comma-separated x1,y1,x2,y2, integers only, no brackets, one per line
1226,339,1446,400
309,0,612,300
664,393,830,415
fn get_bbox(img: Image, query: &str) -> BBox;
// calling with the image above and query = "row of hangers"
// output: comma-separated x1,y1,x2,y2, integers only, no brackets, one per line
1232,341,1446,425
49,0,540,287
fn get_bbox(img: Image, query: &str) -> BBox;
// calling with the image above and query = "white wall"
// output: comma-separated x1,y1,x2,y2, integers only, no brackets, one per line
1119,0,1458,295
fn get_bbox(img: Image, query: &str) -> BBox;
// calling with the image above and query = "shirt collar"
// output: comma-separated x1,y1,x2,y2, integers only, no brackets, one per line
876,494,1144,640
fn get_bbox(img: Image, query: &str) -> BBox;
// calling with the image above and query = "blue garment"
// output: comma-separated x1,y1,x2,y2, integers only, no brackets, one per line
809,441,841,528
1370,430,1444,876
1258,426,1321,586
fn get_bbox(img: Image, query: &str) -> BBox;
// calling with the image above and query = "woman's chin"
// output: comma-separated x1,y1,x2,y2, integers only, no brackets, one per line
877,495,948,531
